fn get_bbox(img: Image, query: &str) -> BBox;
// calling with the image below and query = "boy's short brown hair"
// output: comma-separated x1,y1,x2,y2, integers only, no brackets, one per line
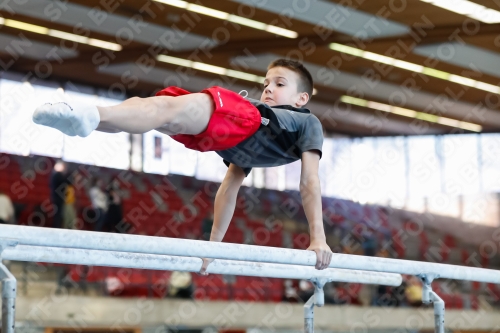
268,59,314,97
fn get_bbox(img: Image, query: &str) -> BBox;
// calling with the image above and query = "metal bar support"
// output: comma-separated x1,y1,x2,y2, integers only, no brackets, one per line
419,274,445,333
0,239,18,333
304,296,314,333
303,278,327,333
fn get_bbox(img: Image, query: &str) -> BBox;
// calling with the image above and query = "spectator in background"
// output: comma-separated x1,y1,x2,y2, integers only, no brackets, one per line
297,279,315,302
405,275,423,307
89,177,108,232
362,231,377,257
50,160,67,228
282,279,300,303
0,191,15,224
168,271,193,299
358,284,374,306
324,282,346,305
63,173,81,229
105,177,123,232
372,248,398,307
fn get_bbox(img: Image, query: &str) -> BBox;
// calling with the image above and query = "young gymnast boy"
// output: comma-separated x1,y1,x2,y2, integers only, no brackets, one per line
32,58,333,272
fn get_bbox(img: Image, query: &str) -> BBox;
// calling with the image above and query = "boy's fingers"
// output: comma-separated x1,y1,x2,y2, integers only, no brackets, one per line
315,250,331,270
322,252,327,269
320,255,327,270
315,250,322,269
199,258,213,275
199,261,206,275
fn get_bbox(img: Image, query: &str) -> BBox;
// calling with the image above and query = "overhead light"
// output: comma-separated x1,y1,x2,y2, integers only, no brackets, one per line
482,9,500,24
159,0,187,8
226,69,262,82
158,55,192,67
265,26,297,39
422,0,483,15
393,60,423,72
364,52,393,65
391,106,417,118
449,75,475,86
154,0,298,38
368,101,391,112
421,0,500,23
341,95,367,107
87,39,122,51
48,30,87,43
230,16,266,30
192,62,226,75
437,117,460,127
416,112,438,123
422,67,449,79
329,43,500,95
475,82,500,94
4,19,48,34
0,19,122,51
189,4,228,20
331,43,363,57
457,121,482,132
157,55,265,83
340,95,482,132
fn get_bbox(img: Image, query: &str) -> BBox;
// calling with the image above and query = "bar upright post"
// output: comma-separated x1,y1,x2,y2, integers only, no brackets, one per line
0,263,17,333
420,274,444,333
303,278,327,333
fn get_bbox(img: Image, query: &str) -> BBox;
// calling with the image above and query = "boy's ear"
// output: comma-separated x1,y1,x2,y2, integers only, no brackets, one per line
296,92,309,107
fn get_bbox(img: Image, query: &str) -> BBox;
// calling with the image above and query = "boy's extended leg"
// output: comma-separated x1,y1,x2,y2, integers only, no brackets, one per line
33,93,214,137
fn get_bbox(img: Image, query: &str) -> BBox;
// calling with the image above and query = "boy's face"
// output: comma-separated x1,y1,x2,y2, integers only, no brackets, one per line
261,67,309,108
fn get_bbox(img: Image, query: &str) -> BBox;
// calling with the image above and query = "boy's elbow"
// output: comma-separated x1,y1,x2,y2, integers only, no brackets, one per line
300,174,320,191
300,172,319,185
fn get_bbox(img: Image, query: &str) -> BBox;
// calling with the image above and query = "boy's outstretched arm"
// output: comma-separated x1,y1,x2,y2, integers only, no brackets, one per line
199,163,246,275
300,150,333,270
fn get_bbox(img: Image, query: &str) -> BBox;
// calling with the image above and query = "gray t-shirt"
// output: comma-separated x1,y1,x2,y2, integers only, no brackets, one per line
216,98,323,176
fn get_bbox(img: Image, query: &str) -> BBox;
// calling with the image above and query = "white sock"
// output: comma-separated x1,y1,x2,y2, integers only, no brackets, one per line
33,102,100,137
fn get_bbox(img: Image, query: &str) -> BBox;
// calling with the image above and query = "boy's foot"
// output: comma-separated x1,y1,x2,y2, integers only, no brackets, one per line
32,102,100,137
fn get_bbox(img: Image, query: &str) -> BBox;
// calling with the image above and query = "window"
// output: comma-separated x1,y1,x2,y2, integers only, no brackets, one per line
408,136,441,198
441,134,479,195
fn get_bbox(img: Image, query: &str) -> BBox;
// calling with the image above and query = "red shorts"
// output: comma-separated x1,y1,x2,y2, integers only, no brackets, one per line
155,86,261,152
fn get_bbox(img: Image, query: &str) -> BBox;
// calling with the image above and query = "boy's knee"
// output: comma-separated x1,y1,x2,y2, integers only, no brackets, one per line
153,96,184,127
127,96,143,105
129,96,142,101
154,95,172,107
146,96,174,120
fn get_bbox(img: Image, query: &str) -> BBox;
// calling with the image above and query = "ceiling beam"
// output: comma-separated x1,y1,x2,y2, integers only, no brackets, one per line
372,23,500,45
